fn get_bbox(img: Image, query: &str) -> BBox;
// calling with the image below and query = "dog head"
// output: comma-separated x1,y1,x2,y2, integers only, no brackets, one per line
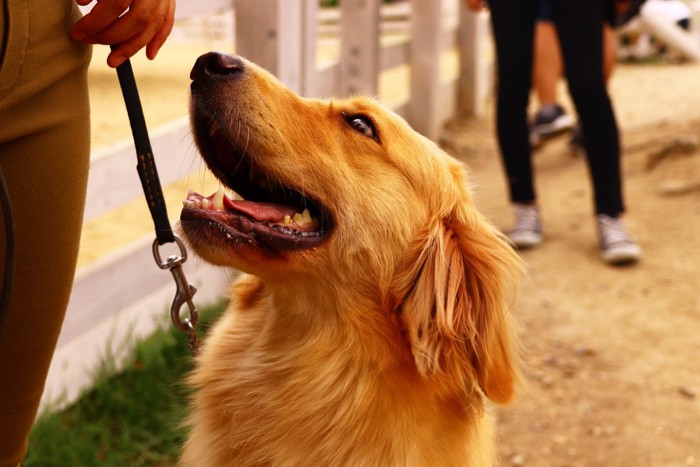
182,53,521,404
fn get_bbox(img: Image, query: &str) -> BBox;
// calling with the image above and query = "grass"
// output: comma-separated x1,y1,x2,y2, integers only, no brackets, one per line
23,300,227,467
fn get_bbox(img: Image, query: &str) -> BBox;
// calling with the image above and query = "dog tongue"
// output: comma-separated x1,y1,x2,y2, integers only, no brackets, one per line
225,198,297,223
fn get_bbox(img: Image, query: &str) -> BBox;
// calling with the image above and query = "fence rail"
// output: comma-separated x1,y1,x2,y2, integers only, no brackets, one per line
42,0,493,410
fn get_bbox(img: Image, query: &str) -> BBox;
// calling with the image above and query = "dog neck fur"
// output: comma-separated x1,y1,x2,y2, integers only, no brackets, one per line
183,182,520,467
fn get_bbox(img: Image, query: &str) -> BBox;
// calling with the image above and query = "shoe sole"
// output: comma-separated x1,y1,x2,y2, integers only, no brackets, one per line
530,115,576,147
508,233,543,249
602,245,641,265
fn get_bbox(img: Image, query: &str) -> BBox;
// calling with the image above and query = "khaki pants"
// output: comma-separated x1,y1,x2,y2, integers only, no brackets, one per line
0,0,91,464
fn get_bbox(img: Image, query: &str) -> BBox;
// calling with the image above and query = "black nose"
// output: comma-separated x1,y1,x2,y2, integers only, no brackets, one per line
190,52,245,82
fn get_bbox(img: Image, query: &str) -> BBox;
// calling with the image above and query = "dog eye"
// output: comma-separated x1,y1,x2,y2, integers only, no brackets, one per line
343,114,378,141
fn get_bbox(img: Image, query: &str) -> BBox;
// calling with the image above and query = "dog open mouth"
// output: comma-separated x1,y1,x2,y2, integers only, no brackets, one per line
180,116,332,253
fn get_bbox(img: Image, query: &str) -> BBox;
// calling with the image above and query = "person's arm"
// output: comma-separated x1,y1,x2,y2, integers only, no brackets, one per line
70,0,176,68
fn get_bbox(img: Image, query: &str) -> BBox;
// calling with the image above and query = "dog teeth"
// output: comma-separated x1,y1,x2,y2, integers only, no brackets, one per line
212,186,226,210
183,187,235,212
281,213,321,229
292,209,318,228
184,198,212,210
183,194,319,229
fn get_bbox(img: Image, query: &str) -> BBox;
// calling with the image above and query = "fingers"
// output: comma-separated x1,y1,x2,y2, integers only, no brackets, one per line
70,0,133,41
99,0,169,67
71,0,176,68
146,0,175,60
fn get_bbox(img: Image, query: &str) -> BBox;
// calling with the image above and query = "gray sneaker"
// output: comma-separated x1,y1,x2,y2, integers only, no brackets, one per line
529,104,575,147
596,214,641,265
508,203,543,249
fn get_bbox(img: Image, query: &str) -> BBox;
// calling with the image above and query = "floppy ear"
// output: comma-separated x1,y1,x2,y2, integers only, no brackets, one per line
393,209,521,404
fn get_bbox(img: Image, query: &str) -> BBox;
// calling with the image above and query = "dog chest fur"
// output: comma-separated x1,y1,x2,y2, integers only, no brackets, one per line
182,276,497,467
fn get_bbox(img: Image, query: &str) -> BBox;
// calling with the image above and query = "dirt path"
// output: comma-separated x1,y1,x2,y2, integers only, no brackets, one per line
444,63,700,466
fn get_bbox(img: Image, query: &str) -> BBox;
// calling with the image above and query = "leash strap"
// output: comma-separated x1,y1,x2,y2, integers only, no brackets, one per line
113,58,174,245
113,53,200,356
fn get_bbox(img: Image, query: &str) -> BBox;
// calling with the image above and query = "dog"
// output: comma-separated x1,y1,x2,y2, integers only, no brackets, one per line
179,52,521,466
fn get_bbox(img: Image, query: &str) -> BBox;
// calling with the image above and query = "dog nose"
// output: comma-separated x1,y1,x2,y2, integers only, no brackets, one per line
190,52,245,82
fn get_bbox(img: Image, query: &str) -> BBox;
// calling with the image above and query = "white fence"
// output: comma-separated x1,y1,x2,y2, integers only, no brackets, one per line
41,0,493,409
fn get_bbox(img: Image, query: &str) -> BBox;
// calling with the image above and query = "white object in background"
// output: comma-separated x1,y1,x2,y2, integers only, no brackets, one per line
639,0,700,61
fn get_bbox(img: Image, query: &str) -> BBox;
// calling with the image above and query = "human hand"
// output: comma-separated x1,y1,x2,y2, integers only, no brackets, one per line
70,0,176,68
464,0,487,11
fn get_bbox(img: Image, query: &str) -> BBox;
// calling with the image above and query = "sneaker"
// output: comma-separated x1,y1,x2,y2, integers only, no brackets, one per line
508,203,543,249
529,104,575,147
596,214,641,265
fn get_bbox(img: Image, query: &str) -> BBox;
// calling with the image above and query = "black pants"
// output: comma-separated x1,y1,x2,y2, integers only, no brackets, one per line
489,0,624,216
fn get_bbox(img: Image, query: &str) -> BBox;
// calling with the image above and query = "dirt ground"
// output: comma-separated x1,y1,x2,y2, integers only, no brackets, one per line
85,41,700,465
442,66,700,465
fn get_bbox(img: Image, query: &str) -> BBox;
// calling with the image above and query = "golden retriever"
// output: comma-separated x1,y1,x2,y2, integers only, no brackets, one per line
179,52,521,466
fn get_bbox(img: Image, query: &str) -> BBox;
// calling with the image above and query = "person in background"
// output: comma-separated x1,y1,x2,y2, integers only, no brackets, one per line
528,1,575,148
464,0,641,265
529,0,617,150
0,0,175,464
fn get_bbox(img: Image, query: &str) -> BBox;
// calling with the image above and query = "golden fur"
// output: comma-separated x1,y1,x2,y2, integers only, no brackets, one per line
180,54,521,466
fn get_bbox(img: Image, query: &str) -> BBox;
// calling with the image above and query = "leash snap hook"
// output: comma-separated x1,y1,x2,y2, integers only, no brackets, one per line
152,236,201,356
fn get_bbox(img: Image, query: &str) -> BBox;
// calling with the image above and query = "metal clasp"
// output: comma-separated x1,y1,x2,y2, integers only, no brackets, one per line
152,236,201,356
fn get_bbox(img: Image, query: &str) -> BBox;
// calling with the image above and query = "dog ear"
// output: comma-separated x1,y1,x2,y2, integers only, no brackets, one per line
393,208,521,404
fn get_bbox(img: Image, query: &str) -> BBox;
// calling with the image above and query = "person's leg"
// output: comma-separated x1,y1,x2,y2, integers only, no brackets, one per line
567,19,616,152
549,0,624,217
603,23,616,82
533,21,563,106
488,0,543,248
0,0,91,464
488,0,539,204
530,14,575,148
550,0,640,264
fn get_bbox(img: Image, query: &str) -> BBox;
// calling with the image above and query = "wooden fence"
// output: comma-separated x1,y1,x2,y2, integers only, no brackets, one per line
41,0,493,409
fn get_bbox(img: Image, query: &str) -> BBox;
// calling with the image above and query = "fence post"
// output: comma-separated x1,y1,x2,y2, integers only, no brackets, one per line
457,5,492,117
339,0,381,96
301,0,319,97
234,0,304,93
409,0,443,140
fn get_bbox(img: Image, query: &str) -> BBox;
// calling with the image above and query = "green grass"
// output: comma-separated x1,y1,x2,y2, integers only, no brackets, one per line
23,300,227,467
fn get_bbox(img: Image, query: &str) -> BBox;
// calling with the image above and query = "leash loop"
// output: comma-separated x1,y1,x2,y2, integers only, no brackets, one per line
152,237,201,356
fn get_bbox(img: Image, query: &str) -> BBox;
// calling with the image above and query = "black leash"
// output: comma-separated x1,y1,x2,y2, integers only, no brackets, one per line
113,53,201,356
